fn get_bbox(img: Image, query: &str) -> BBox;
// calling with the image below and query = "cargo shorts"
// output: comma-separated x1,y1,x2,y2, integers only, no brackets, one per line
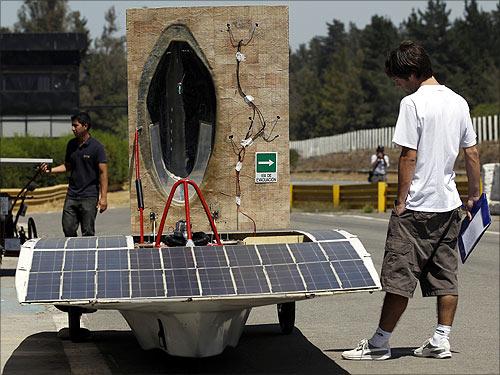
380,207,464,298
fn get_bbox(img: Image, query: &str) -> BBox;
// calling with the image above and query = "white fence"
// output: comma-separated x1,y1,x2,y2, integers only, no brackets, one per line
291,114,499,158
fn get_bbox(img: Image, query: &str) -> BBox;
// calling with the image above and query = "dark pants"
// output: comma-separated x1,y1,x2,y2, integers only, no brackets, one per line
62,197,98,237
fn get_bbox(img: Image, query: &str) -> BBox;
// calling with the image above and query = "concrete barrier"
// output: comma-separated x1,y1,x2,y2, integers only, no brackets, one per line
482,163,500,214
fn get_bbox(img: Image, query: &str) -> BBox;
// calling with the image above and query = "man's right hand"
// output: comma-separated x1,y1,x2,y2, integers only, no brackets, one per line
39,163,51,173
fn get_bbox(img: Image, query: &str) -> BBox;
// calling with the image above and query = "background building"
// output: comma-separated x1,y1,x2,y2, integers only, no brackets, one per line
0,33,86,137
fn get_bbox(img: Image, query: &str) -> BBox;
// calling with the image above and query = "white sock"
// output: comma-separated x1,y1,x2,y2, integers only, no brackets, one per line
430,324,451,346
368,327,392,348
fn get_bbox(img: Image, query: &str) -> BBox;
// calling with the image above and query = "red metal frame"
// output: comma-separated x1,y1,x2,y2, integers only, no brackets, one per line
134,128,144,243
155,178,222,247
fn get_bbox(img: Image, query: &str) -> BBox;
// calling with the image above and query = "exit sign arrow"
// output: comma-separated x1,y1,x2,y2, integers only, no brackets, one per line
258,159,274,167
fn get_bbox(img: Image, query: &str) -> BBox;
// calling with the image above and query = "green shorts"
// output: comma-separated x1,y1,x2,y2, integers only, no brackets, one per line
380,208,464,298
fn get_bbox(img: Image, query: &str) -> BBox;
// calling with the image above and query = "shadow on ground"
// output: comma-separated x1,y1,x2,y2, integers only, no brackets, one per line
3,324,348,374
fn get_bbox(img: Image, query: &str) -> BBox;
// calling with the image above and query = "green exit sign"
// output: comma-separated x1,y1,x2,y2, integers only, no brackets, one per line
255,152,277,183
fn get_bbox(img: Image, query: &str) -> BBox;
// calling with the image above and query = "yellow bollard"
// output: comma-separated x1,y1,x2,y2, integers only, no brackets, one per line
333,185,340,208
378,181,387,213
290,184,293,208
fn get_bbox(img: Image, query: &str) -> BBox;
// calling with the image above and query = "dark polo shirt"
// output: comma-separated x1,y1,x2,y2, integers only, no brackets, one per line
65,136,107,199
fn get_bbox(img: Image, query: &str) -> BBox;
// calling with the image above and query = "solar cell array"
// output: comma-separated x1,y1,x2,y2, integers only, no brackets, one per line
23,235,377,302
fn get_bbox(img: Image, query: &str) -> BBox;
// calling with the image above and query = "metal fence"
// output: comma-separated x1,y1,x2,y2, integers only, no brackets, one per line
291,114,499,158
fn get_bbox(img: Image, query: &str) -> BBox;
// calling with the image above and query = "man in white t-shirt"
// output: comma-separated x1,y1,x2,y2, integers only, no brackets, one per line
370,145,390,182
342,40,481,361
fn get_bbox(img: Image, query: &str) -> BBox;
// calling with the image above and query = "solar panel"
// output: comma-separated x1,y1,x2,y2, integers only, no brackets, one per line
298,262,340,291
130,248,162,270
63,250,96,271
231,266,270,294
34,238,66,249
305,230,346,241
165,268,200,297
321,241,361,261
66,237,97,249
98,249,128,270
288,243,327,263
97,235,128,248
26,272,61,301
131,270,165,297
257,244,293,265
199,268,235,295
193,246,228,268
265,264,305,293
332,260,376,288
97,270,130,298
22,233,379,303
62,271,95,299
31,251,64,272
225,245,260,266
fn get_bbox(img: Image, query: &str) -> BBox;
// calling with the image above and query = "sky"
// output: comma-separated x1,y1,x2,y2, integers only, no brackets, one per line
0,1,498,50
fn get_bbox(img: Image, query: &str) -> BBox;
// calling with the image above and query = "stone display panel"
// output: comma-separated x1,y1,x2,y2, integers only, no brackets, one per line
127,6,289,233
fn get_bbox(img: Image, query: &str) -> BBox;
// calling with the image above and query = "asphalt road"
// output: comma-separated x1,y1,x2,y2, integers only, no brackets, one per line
1,208,499,374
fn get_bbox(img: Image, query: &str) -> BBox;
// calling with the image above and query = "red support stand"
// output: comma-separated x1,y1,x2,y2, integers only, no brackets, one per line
134,128,144,243
155,179,222,247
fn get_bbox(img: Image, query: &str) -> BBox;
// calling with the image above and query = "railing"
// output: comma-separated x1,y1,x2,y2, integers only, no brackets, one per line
0,184,67,210
290,181,476,212
291,114,499,158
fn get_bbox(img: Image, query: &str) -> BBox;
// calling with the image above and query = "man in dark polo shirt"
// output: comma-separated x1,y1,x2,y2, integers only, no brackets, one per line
41,112,108,236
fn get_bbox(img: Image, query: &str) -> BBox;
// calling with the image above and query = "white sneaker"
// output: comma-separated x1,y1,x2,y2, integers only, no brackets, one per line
342,339,391,360
413,338,452,359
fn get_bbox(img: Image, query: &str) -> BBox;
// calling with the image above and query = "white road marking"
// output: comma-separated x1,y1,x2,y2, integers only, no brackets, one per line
296,212,389,223
341,214,389,223
295,212,499,235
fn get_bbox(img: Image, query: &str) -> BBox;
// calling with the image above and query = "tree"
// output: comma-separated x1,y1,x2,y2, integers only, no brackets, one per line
402,0,453,83
79,6,128,137
360,15,401,128
448,0,498,109
13,0,91,53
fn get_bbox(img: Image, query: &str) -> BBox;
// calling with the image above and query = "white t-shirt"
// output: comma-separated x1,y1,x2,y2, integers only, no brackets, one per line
370,154,390,175
392,85,477,212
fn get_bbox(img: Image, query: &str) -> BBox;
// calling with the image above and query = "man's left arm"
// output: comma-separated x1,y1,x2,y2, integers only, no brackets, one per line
463,145,481,219
98,163,108,213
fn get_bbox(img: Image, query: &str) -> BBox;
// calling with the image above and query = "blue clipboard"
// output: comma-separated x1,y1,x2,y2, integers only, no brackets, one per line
458,193,491,263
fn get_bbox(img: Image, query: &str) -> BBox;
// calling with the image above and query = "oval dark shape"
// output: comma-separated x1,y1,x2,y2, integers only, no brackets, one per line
147,41,216,178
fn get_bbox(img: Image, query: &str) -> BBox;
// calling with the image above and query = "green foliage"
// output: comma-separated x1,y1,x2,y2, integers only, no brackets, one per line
91,130,129,189
290,0,500,140
0,133,128,189
79,6,128,138
362,204,374,213
471,103,500,117
13,0,91,51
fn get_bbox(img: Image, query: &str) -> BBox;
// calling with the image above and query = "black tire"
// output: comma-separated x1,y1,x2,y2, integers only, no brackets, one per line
27,217,37,239
277,302,295,334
